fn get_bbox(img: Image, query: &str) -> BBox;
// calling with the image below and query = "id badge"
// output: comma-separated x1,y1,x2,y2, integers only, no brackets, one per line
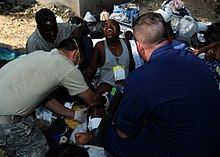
113,65,125,82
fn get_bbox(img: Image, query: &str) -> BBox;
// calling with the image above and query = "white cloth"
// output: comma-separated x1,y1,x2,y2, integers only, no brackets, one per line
84,145,107,157
129,40,144,68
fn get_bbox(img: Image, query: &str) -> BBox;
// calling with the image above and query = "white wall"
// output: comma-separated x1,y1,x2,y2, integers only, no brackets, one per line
36,0,127,17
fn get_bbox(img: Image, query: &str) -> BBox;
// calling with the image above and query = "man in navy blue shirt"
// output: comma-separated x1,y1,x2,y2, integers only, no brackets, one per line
104,12,220,157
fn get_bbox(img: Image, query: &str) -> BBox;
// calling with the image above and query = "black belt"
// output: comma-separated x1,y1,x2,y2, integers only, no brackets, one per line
0,115,22,124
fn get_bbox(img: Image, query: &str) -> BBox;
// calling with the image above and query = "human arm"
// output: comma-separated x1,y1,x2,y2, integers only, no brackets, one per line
60,63,107,108
74,103,106,144
116,129,129,139
26,32,41,53
192,41,220,55
45,98,89,122
84,42,103,82
77,88,107,107
44,98,75,118
75,132,93,145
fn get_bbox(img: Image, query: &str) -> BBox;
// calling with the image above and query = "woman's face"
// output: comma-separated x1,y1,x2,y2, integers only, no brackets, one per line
103,19,120,39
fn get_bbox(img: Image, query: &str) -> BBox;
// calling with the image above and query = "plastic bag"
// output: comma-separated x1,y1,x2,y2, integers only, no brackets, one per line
35,106,57,126
84,11,97,23
0,47,17,61
154,9,172,22
178,15,197,38
87,21,105,39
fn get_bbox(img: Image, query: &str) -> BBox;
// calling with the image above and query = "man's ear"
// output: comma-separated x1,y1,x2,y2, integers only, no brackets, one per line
69,50,80,65
136,41,145,56
69,50,77,58
66,50,73,59
72,50,78,56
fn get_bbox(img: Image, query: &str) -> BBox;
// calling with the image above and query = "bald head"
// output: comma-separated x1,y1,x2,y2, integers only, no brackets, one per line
133,13,167,46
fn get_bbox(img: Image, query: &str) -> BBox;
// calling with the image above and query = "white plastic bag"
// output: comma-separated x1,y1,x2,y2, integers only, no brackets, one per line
56,15,64,23
170,16,181,34
154,9,172,22
178,15,197,38
35,106,56,126
196,21,208,32
84,11,97,22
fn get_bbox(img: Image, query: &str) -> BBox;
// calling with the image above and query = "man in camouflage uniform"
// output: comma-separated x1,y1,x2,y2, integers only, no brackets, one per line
0,38,107,157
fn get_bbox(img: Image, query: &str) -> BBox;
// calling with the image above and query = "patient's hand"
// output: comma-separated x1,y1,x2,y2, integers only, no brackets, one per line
116,129,129,139
192,49,200,55
75,132,93,145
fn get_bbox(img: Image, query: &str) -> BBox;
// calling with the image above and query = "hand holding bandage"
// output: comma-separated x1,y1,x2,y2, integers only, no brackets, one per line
74,107,89,122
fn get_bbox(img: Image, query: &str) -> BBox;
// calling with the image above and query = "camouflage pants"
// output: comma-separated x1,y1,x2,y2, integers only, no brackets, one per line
0,116,49,157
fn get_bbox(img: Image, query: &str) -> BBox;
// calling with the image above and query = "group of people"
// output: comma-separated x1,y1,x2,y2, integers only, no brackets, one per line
0,6,220,157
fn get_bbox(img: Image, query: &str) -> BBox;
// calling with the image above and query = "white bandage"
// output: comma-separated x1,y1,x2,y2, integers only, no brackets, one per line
88,116,102,131
74,107,89,123
59,136,68,145
102,92,110,109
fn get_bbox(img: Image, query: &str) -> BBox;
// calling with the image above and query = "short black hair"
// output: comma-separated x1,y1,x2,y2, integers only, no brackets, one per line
68,16,84,25
58,38,81,51
204,23,220,44
124,31,133,40
35,8,56,24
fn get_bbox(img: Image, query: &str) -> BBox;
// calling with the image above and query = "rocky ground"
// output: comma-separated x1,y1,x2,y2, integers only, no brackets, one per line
0,0,219,156
0,0,218,54
0,1,75,54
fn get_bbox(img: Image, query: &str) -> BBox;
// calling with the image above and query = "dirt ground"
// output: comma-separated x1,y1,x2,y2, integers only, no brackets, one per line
0,1,76,54
0,0,218,54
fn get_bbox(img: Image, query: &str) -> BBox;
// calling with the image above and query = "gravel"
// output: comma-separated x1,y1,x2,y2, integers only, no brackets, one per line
0,0,218,53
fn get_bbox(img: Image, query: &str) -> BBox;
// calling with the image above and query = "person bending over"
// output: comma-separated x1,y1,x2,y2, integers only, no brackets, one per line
0,38,107,157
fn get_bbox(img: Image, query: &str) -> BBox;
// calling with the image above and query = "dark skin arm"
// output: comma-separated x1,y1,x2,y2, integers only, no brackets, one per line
45,88,106,119
85,41,105,83
192,41,220,61
45,98,76,118
77,88,106,107
116,128,129,139
192,41,219,55
75,103,105,145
